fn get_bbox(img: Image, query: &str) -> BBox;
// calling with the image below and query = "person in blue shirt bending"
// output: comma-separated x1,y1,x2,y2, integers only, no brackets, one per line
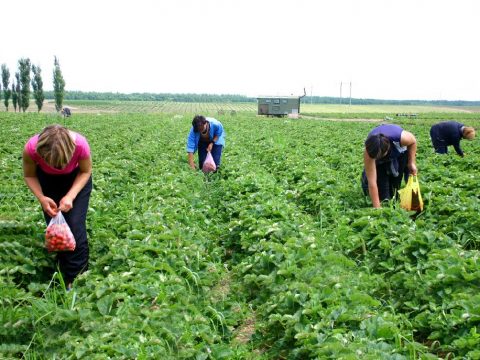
430,121,475,156
361,124,418,208
186,115,225,170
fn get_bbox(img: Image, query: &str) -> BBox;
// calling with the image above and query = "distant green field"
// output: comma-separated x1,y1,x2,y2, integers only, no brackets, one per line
301,103,480,114
5,99,480,116
64,100,480,116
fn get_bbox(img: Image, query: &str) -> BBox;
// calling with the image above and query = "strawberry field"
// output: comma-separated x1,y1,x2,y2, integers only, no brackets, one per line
1,110,480,359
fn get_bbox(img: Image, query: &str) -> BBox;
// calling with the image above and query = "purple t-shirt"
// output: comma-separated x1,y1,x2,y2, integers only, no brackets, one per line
368,124,406,161
25,132,91,175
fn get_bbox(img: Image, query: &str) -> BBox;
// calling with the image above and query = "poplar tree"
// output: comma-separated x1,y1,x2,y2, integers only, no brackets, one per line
31,64,45,112
18,58,31,112
1,64,11,111
13,73,21,112
12,82,18,112
53,56,65,112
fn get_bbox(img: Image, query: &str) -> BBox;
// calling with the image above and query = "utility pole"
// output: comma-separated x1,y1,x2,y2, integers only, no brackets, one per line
340,82,343,104
349,81,352,106
340,81,352,105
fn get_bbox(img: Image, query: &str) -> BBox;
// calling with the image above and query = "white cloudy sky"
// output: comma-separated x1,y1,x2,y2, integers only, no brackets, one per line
2,0,479,100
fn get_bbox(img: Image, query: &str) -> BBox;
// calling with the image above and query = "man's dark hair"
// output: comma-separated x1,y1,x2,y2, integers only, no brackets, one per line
192,115,207,133
365,133,390,159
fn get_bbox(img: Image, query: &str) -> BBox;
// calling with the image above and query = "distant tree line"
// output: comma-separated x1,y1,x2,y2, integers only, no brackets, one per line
42,91,256,103
1,56,65,112
3,59,478,108
39,91,480,106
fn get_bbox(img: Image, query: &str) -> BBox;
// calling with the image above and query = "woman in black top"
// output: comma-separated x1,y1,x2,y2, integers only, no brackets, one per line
430,121,475,156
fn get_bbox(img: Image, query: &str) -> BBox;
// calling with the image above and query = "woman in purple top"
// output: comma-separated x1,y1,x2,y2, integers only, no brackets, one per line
23,124,93,289
430,121,475,156
361,124,417,208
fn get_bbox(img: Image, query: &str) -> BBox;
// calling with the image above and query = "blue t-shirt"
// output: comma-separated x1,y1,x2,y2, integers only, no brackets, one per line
186,118,226,153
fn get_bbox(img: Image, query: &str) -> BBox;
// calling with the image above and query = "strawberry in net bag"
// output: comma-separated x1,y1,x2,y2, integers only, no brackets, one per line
202,152,217,173
45,211,76,252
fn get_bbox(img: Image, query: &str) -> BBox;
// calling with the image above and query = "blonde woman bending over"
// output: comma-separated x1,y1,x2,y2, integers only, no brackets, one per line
23,124,92,289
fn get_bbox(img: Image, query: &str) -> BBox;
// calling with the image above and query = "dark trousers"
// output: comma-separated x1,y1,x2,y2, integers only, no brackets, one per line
361,153,409,201
430,127,448,154
198,141,223,169
37,167,92,284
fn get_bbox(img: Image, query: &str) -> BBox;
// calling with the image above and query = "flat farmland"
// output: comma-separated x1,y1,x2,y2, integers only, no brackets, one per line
1,110,479,359
15,100,258,115
7,99,480,116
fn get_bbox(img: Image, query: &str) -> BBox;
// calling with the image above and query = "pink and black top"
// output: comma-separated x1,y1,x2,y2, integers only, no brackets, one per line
25,132,91,175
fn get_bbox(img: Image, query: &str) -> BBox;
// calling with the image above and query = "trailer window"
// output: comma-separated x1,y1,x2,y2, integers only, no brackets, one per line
282,99,287,104
273,99,280,104
265,99,271,103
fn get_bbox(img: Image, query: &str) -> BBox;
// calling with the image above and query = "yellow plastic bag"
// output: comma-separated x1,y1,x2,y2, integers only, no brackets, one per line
398,175,424,211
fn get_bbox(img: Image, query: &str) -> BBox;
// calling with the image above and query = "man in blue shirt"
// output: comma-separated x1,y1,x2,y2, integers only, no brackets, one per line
430,121,475,156
186,115,225,170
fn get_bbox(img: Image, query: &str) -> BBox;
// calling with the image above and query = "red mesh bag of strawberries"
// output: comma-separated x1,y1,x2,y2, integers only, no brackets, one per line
45,211,76,252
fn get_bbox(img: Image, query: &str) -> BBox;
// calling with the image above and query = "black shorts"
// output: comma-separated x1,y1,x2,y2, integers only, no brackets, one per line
37,167,92,283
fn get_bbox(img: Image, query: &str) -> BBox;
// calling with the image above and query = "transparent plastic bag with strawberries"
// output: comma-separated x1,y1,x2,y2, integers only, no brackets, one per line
45,211,76,252
202,152,217,173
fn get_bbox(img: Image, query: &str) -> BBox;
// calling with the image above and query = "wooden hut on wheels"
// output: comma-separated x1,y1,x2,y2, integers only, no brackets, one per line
257,89,306,117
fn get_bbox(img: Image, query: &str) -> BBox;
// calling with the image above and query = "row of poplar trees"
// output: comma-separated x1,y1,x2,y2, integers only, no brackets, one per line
0,56,65,113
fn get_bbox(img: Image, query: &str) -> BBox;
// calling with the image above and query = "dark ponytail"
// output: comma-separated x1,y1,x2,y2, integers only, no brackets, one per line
365,133,390,159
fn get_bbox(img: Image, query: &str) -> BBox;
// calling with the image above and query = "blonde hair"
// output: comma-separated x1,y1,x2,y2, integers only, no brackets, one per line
36,125,76,169
463,126,476,140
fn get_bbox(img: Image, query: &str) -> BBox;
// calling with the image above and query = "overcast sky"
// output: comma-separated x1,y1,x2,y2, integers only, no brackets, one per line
2,0,479,100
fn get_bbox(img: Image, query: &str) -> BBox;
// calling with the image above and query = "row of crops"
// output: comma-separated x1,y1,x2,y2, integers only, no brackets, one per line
48,100,258,114
1,111,479,359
